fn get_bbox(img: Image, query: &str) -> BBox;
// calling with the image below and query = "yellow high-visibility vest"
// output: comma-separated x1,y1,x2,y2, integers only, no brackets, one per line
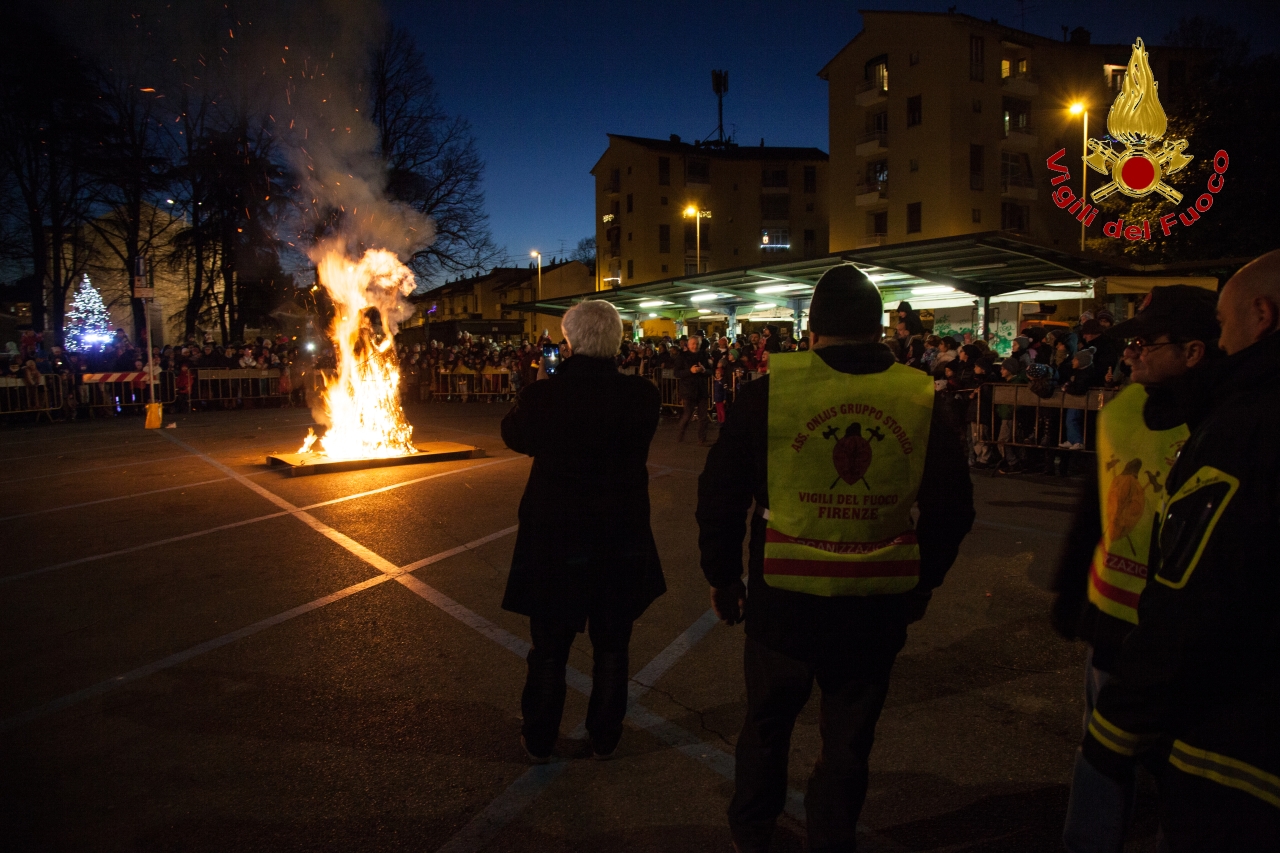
1087,383,1188,624
764,352,934,596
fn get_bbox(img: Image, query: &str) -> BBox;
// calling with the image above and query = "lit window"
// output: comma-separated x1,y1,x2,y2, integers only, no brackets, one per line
761,228,790,250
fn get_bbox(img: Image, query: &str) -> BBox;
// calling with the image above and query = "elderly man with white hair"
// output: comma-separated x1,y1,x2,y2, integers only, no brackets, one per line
500,299,666,762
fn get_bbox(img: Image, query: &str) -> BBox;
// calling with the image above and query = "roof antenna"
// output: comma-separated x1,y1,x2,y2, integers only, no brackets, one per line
712,70,729,144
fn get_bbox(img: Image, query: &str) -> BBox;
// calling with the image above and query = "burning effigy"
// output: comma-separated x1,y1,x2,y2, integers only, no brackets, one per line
298,248,418,462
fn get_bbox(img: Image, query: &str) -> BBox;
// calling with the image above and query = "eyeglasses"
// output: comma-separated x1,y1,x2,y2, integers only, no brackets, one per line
1124,338,1184,353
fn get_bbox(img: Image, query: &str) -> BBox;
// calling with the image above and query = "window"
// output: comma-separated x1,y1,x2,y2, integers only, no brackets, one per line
865,54,888,92
760,194,790,220
626,166,632,175
658,157,670,186
865,159,888,188
1001,58,1011,79
627,260,634,280
870,211,888,236
608,167,621,192
969,36,985,81
661,264,668,273
658,224,670,254
610,199,620,218
762,166,788,187
909,158,919,172
972,208,982,223
1001,201,1030,231
684,222,710,250
626,193,633,213
686,158,710,184
1104,64,1126,91
907,95,922,127
761,228,790,251
803,229,817,258
1018,58,1028,75
907,202,922,234
972,98,982,113
1002,97,1031,134
606,226,621,256
1001,151,1034,189
909,51,920,66
627,231,632,242
660,196,668,206
806,203,814,212
970,144,985,191
867,110,889,134
803,165,817,193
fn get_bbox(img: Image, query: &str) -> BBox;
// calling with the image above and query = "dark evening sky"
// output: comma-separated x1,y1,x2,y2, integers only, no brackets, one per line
390,0,1277,266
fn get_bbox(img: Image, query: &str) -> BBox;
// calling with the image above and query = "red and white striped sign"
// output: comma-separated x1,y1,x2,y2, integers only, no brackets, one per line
82,373,148,383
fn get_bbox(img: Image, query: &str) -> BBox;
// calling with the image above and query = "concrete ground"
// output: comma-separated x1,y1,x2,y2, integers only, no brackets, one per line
0,402,1159,852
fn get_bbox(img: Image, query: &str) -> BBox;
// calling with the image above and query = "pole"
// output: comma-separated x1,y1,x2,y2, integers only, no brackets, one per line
695,214,701,275
1080,111,1088,252
145,297,155,405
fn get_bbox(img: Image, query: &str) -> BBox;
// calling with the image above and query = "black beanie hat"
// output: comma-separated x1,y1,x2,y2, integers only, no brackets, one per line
809,265,883,338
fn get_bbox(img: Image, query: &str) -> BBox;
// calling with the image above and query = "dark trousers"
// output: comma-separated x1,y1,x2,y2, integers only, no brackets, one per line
730,638,892,853
678,391,709,442
521,615,634,756
1159,765,1280,852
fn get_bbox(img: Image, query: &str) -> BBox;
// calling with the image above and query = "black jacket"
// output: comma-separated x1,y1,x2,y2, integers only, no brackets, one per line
672,346,712,398
1083,334,1280,796
696,343,975,667
501,355,666,630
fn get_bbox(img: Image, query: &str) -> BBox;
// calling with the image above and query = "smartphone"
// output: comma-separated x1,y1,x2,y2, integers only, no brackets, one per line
542,343,560,375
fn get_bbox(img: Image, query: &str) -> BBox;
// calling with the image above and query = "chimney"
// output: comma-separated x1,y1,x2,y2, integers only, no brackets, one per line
760,138,765,147
670,134,681,143
1070,26,1092,45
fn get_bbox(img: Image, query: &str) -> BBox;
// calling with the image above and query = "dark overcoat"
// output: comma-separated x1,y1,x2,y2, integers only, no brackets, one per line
500,354,665,630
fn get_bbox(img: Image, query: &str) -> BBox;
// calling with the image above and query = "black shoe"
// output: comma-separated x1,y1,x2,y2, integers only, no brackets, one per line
521,735,551,764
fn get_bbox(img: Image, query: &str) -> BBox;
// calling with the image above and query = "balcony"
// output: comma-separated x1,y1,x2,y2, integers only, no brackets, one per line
855,79,888,107
1001,74,1039,98
855,180,888,206
1002,182,1038,201
855,131,888,156
606,244,622,259
1002,127,1038,151
603,179,620,194
855,235,887,249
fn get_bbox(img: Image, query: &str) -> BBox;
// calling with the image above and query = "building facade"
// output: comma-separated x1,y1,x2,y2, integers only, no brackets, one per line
821,11,1193,251
406,260,595,343
590,135,829,287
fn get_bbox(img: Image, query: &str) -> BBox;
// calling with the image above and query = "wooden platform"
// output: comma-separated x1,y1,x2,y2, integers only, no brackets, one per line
266,441,483,477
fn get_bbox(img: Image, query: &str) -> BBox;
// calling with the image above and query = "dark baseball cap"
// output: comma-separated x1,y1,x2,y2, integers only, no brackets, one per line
1106,285,1220,345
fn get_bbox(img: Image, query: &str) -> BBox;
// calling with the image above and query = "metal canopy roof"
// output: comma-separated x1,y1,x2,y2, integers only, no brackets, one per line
509,233,1119,322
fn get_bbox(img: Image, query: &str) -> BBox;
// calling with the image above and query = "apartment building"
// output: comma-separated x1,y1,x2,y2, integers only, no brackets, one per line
407,260,594,342
590,134,829,286
820,11,1193,250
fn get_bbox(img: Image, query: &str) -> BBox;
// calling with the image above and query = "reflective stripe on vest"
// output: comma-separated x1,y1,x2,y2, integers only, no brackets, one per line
764,353,934,596
1087,383,1188,624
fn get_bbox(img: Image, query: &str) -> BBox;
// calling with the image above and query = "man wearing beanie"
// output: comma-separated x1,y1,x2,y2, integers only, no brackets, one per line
698,264,974,852
1050,284,1223,852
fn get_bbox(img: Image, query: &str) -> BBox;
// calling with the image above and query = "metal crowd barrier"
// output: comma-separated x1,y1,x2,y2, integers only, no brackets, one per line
79,372,173,414
0,374,66,421
981,383,1117,452
192,368,284,406
430,369,514,402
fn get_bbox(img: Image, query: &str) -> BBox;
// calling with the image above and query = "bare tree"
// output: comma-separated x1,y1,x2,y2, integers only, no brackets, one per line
571,236,597,267
369,25,505,283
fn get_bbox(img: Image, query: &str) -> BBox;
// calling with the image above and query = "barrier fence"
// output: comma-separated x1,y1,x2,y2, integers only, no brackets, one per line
429,369,513,402
652,369,762,418
979,383,1117,453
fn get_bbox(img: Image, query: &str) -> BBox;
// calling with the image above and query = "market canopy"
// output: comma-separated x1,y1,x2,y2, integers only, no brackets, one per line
508,233,1126,324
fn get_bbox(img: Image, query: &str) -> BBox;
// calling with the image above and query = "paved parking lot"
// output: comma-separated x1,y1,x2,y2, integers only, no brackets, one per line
0,402,1158,851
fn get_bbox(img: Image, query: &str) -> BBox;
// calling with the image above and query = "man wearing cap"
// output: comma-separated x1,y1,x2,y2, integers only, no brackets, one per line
697,265,974,853
1074,254,1280,849
1051,285,1222,852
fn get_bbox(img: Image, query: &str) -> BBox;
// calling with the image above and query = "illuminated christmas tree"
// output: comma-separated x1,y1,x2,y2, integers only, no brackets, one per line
64,274,111,351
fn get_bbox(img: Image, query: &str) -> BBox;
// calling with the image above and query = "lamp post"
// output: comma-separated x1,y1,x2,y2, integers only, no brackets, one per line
530,250,542,342
1069,102,1087,252
683,205,711,275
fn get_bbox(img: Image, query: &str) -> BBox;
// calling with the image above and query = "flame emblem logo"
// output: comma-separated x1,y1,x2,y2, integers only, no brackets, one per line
1085,38,1193,204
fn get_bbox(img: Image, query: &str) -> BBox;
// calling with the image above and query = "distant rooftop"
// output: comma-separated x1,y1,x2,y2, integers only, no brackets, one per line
605,133,827,162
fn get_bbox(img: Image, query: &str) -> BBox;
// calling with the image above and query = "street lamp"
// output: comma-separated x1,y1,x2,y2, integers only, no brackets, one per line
530,250,542,299
1069,101,1087,252
682,205,711,275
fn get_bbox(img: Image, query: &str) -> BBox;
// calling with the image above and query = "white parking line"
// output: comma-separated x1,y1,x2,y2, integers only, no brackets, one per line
3,454,526,584
0,453,198,484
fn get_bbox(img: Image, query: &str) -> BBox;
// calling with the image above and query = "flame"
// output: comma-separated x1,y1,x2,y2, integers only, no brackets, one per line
1107,38,1168,145
299,246,418,461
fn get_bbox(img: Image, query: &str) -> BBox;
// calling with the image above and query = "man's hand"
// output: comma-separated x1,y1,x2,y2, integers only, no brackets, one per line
711,579,747,626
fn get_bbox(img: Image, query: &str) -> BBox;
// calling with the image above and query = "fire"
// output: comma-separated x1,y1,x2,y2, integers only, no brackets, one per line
299,246,418,461
1107,38,1168,145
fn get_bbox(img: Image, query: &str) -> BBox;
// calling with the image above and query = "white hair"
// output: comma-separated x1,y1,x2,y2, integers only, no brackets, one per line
561,300,623,358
